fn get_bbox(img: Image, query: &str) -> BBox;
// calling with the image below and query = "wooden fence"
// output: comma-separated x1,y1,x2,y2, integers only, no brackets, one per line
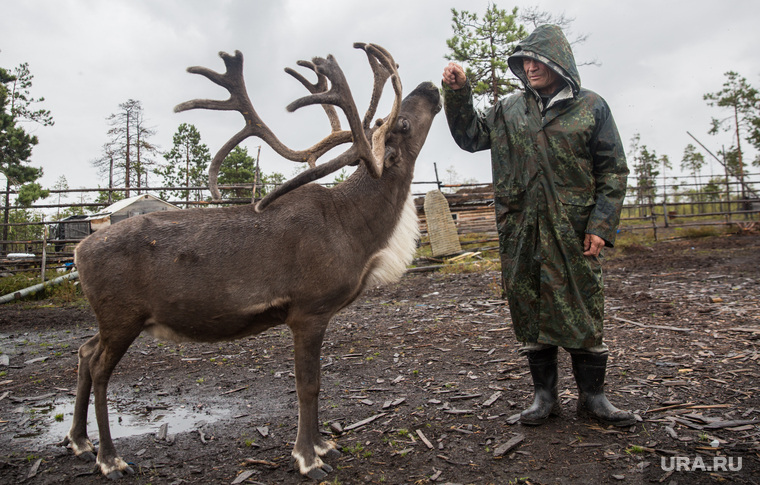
1,176,758,271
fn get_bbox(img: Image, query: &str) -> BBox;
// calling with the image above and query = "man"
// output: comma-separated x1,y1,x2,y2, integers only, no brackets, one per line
442,24,634,427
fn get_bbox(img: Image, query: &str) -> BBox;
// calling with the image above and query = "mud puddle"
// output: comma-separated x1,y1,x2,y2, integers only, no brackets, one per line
11,395,231,449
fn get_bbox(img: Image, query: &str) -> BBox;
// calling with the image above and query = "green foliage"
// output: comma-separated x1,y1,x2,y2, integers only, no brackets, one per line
0,270,82,304
445,5,528,107
332,168,351,184
215,145,287,200
342,442,365,456
5,63,53,126
218,145,255,199
629,133,670,206
703,177,725,202
680,144,705,192
704,71,759,171
719,146,744,175
263,172,286,193
0,63,50,210
609,231,655,252
0,90,38,176
155,123,210,203
6,208,45,250
16,182,49,207
49,176,78,219
674,225,727,239
624,445,647,455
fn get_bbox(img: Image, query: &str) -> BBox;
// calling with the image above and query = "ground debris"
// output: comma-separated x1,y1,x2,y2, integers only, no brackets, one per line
242,458,278,468
344,413,387,431
1,233,759,484
231,470,256,484
482,391,503,407
493,433,525,457
27,458,42,479
416,429,434,449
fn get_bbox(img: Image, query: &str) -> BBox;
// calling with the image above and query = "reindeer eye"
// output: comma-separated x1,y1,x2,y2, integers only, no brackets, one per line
397,118,411,133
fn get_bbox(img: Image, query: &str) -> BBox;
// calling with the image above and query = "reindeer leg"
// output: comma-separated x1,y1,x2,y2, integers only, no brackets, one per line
61,334,99,461
88,332,139,479
289,318,339,480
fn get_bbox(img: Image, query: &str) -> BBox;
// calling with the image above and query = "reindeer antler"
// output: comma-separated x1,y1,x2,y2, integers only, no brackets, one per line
174,51,351,200
285,60,342,137
357,43,403,178
174,43,402,209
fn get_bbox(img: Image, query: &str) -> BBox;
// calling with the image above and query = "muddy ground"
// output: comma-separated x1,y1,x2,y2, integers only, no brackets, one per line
0,233,759,485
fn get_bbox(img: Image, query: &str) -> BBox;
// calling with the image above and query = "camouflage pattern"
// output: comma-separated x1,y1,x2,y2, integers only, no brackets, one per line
443,25,628,349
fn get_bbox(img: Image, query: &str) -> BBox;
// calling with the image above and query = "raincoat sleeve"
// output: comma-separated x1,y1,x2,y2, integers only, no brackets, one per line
586,101,629,247
443,82,492,153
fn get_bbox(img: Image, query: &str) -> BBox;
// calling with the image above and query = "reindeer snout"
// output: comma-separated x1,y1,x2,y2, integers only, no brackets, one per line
405,82,442,113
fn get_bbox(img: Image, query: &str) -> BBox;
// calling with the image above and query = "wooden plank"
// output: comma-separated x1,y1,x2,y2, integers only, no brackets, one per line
493,433,524,457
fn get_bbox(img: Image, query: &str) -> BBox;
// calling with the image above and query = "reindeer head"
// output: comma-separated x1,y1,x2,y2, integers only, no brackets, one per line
383,82,442,171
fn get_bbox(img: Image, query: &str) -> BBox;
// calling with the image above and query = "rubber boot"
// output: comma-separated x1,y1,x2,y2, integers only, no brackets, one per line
519,346,561,425
571,352,636,427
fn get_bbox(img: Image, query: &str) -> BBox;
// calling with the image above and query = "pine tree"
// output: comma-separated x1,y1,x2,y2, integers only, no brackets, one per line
218,146,256,200
155,123,210,204
445,5,592,108
0,63,52,249
680,144,706,204
704,71,759,202
101,99,157,197
445,5,527,107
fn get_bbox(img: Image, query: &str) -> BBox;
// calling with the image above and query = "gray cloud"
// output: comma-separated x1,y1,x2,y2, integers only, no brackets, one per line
2,0,758,193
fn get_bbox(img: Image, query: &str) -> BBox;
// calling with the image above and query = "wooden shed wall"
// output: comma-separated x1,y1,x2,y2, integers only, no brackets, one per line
415,188,497,235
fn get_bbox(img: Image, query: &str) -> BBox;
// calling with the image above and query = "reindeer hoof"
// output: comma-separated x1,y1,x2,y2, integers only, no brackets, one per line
105,470,123,480
323,448,341,460
306,466,329,481
78,451,97,462
105,465,134,480
62,433,98,461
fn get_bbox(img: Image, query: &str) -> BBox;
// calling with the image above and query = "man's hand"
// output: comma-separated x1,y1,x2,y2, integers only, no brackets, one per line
583,233,605,257
442,62,467,90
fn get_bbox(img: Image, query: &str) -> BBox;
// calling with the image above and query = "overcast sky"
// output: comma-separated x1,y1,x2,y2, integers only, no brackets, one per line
2,0,759,197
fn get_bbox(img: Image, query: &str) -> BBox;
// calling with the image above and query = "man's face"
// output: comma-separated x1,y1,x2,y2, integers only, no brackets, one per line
523,58,562,95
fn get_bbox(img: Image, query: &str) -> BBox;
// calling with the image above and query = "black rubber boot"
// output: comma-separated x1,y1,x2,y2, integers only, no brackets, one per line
519,346,561,425
571,352,636,427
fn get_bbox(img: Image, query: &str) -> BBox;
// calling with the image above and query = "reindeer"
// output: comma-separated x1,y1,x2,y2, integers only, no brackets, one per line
61,43,441,480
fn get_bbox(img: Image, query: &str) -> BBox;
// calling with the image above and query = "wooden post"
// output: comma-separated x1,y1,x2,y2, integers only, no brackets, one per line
41,225,48,283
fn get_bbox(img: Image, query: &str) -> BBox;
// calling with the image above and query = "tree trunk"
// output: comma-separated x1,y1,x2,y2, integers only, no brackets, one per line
2,179,10,254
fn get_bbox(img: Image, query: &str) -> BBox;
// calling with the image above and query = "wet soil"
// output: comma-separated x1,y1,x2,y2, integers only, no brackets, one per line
0,233,759,484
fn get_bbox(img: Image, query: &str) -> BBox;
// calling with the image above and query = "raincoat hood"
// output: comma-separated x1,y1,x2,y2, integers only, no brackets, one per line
508,24,581,96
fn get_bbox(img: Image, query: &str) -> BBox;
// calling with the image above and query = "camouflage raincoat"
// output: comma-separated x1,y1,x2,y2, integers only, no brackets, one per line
444,25,628,349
